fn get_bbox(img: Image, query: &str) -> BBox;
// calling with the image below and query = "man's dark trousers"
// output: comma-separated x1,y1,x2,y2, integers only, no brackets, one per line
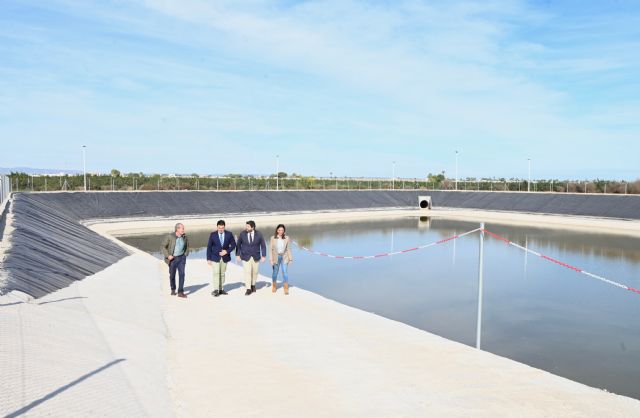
169,254,187,293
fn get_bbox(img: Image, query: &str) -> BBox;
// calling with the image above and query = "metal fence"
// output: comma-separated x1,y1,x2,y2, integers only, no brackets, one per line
4,172,639,194
1,174,11,205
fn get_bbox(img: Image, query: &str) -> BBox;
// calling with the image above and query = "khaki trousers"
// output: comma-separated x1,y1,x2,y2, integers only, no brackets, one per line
243,258,260,287
211,261,228,290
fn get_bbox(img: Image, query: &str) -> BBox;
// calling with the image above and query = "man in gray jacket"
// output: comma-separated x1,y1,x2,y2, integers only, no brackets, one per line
161,223,190,298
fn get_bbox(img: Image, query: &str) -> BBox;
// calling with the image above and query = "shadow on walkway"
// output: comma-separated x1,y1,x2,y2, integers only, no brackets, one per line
0,296,88,308
184,283,209,295
5,358,126,418
38,296,88,305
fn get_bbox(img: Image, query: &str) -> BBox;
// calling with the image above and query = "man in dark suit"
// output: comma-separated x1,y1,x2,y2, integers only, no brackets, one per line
235,220,266,296
207,219,237,297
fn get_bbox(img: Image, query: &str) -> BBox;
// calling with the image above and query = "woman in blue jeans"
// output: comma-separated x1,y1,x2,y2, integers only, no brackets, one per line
270,224,293,295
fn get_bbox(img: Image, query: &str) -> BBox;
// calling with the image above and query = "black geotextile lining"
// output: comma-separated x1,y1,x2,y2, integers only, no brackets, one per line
2,190,640,298
428,191,640,218
20,190,640,220
23,190,421,219
1,194,130,298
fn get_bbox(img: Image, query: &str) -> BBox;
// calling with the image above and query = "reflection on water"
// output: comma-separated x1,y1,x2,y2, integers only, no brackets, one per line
119,217,640,400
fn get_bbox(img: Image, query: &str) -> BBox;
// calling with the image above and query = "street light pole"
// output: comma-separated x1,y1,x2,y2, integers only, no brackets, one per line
455,150,458,191
527,158,531,192
276,155,279,191
82,145,87,191
392,161,396,190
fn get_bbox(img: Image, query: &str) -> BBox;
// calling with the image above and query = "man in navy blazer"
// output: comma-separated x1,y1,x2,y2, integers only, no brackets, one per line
207,219,237,297
235,220,266,295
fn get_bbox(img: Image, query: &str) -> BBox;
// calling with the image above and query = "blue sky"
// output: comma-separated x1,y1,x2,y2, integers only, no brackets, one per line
1,0,639,179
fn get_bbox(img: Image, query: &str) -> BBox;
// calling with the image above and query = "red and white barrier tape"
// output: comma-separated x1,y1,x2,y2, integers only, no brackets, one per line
291,227,481,260
292,226,639,297
483,229,640,296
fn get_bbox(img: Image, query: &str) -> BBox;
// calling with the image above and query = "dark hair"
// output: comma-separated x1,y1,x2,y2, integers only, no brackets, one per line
274,224,286,238
246,220,256,229
217,220,225,226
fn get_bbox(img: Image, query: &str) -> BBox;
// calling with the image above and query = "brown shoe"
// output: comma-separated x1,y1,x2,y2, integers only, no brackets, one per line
284,283,289,295
171,290,177,296
272,281,277,293
251,285,256,293
177,293,187,298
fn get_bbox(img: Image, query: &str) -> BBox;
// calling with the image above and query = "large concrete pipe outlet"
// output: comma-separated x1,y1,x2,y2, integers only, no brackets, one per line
418,195,432,210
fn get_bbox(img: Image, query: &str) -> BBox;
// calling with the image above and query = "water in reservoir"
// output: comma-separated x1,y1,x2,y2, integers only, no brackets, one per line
119,217,640,400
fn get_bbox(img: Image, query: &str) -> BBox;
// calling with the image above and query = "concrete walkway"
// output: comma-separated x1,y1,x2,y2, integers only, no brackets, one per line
3,216,640,416
165,259,640,417
0,254,172,417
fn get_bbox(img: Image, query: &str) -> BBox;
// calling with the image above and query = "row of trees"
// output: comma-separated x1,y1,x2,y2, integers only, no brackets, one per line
7,171,640,194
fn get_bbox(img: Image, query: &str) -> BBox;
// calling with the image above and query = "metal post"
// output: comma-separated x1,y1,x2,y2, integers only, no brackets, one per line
276,155,279,191
390,227,394,256
392,161,396,190
476,222,485,350
527,158,531,192
82,145,87,191
455,150,458,191
524,235,528,273
452,234,456,265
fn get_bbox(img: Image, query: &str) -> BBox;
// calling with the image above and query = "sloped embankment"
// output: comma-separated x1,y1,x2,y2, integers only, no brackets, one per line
0,194,130,298
0,190,418,298
2,189,640,298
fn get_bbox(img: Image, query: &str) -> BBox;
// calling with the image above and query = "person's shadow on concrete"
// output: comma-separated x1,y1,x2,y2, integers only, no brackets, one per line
184,283,209,295
222,281,271,292
255,280,270,290
223,282,245,292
